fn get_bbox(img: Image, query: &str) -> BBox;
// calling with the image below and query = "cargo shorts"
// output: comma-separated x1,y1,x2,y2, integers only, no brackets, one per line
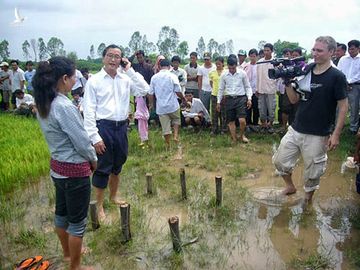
272,126,328,192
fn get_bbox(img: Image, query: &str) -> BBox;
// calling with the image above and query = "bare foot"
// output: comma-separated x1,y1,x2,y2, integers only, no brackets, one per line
281,186,297,195
110,198,123,205
64,247,90,262
240,135,249,143
304,191,314,204
98,208,106,222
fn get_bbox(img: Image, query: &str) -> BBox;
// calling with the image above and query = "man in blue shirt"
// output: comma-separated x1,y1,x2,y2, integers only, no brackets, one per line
24,61,36,95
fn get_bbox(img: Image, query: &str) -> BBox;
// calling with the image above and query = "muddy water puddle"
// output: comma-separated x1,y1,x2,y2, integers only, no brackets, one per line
1,148,360,269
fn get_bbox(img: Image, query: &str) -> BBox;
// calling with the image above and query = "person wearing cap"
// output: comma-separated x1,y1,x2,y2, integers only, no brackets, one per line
184,52,200,98
217,56,252,143
0,61,11,111
24,61,36,96
237,49,248,69
198,52,215,112
149,58,186,149
14,89,35,116
9,59,25,110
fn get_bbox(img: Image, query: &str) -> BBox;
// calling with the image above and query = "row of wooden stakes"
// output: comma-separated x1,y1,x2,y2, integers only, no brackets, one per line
88,169,223,253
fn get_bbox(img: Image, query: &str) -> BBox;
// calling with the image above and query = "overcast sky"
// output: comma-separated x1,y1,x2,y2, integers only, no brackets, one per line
1,0,359,60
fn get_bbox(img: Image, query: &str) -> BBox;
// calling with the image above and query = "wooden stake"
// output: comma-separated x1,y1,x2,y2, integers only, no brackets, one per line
120,202,131,242
215,176,222,206
89,201,100,230
180,168,187,200
146,173,153,194
168,216,182,253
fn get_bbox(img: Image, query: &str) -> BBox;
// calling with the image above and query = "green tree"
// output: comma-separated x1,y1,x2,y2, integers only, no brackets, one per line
30,39,38,62
156,26,179,58
273,39,301,57
97,43,106,58
47,37,65,57
207,38,219,57
196,37,205,58
176,41,189,61
226,39,234,55
141,35,157,55
90,44,95,59
129,31,142,53
38,38,47,61
218,43,226,56
0,40,10,60
67,51,78,62
22,40,31,60
258,40,267,50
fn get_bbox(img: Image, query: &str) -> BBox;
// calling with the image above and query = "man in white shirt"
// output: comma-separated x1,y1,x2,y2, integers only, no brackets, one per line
14,89,35,116
170,55,187,94
72,69,86,96
149,59,186,149
198,52,215,111
217,56,252,143
9,59,25,110
83,44,149,220
337,39,360,134
184,52,199,98
182,89,210,129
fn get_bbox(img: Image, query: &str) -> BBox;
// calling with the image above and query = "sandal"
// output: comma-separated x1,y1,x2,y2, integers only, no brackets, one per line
30,260,50,270
14,255,43,270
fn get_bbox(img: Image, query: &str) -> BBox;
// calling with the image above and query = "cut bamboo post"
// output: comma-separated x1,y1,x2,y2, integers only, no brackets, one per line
168,216,182,253
120,202,131,242
146,173,153,194
89,201,100,230
215,176,222,206
180,168,187,200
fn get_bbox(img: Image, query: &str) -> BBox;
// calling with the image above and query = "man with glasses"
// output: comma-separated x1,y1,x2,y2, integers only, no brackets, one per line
83,44,149,220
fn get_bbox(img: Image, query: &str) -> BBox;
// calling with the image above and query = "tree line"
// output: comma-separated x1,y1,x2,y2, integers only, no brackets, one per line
0,25,305,63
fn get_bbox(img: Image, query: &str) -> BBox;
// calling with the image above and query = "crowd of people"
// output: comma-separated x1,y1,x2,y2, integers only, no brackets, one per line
2,36,359,269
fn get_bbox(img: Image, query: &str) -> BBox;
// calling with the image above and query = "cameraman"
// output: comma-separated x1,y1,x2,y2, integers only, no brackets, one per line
273,36,348,205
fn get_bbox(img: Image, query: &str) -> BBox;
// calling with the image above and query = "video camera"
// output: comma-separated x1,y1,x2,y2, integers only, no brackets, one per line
257,56,306,80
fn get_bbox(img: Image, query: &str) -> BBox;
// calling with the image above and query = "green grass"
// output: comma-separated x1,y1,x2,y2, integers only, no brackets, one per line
289,252,334,270
0,114,49,195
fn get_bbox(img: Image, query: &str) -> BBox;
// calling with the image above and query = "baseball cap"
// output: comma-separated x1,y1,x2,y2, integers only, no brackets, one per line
238,49,247,56
203,52,211,60
0,61,9,67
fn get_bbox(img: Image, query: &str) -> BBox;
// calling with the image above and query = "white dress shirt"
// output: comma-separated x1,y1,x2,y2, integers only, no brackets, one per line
149,69,181,115
83,67,149,144
217,69,252,103
16,93,34,108
337,54,360,83
182,98,210,122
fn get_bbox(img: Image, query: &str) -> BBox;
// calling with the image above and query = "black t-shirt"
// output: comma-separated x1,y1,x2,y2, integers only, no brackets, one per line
292,66,347,136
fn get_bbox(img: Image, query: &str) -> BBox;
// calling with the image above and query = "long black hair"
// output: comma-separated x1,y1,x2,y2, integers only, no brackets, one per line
33,57,75,118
